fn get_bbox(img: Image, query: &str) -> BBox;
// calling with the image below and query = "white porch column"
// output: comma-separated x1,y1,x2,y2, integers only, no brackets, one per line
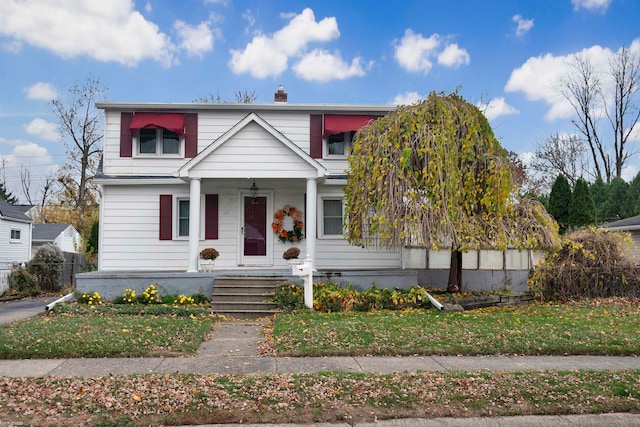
187,178,201,272
305,178,317,265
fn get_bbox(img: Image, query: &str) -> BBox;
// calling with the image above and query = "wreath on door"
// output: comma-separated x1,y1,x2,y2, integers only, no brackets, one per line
272,204,304,243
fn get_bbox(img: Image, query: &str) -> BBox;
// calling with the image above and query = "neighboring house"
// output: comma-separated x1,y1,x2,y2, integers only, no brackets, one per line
86,88,537,295
0,199,33,293
32,223,82,253
601,214,640,261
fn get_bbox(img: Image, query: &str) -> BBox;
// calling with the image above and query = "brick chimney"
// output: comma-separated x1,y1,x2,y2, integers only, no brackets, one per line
274,85,288,103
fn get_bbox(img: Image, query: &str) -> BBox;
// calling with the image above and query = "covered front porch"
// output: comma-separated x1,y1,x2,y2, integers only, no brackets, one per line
177,112,328,273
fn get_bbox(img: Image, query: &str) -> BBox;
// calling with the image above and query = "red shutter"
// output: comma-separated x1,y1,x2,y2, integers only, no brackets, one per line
205,194,219,239
120,112,133,157
159,195,172,240
185,113,198,158
310,114,323,159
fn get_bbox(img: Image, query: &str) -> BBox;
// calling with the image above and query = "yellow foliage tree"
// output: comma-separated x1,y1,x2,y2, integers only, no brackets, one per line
344,92,560,291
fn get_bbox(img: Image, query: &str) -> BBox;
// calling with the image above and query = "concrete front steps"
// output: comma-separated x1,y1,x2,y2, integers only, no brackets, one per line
211,277,286,319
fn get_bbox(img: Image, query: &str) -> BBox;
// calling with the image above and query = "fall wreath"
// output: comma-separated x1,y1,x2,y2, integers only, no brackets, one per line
272,204,304,243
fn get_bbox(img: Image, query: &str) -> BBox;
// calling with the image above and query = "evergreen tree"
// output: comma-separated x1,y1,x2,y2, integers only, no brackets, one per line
548,174,572,233
600,177,630,222
569,178,596,228
0,181,17,204
590,177,609,222
626,172,640,217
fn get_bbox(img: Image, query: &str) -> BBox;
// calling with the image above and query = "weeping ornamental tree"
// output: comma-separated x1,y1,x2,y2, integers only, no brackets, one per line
345,92,560,291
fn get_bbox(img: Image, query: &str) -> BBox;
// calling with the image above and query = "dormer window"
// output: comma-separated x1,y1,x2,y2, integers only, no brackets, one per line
138,127,182,156
325,131,355,158
129,112,186,157
120,112,198,158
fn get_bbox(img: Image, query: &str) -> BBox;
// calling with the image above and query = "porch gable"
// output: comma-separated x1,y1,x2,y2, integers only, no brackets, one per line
177,113,326,180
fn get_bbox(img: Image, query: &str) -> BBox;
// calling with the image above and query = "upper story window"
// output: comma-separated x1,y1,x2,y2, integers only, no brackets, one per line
10,229,21,242
310,114,379,160
121,112,198,159
137,128,182,156
324,131,355,158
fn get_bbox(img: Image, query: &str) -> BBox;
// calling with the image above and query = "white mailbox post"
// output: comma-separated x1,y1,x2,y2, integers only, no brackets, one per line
292,255,314,309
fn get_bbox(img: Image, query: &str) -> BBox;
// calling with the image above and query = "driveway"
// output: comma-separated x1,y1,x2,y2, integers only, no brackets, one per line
0,297,57,326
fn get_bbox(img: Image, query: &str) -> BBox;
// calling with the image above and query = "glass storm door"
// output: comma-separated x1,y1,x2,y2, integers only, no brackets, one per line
242,196,268,264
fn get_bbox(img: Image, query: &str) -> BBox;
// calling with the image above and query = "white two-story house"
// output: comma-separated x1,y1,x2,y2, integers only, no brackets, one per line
80,88,536,299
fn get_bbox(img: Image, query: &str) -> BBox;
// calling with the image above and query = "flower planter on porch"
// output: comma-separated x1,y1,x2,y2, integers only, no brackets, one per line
199,259,215,272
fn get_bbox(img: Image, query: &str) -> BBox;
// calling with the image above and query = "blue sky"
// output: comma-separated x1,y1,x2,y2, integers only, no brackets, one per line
0,0,639,202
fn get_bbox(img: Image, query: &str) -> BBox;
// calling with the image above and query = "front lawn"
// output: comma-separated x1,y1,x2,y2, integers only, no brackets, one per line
274,299,640,356
1,370,639,425
0,303,214,359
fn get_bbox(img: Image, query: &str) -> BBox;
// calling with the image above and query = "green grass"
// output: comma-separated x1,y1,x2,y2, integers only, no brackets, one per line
2,370,639,425
0,303,214,359
274,301,640,356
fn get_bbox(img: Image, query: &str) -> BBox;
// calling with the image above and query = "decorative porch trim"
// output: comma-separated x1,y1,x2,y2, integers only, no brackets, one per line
177,112,327,179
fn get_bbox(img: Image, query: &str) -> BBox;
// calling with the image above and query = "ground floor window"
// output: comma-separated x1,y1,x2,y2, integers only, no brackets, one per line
178,199,189,237
322,198,343,236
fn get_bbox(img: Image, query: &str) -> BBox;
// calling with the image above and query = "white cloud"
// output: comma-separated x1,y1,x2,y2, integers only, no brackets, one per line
0,138,57,203
394,30,440,74
505,44,616,121
242,9,255,29
628,123,640,142
229,8,341,79
144,1,152,13
2,39,22,53
391,91,424,105
174,20,213,58
394,30,470,74
571,0,611,12
622,164,638,182
476,97,519,121
0,0,176,67
437,43,470,68
24,82,57,100
293,49,366,82
26,118,58,141
512,14,534,37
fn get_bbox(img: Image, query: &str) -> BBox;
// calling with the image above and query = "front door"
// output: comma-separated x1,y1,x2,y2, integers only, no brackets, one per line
241,195,270,265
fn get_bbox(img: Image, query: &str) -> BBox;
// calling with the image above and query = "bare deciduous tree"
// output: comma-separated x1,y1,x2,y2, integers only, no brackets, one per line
558,47,640,182
193,89,257,103
19,164,33,205
607,46,640,178
49,76,106,229
528,133,590,190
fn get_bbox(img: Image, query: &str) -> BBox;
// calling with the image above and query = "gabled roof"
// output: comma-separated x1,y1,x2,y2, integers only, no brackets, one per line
32,223,72,242
0,199,32,223
601,214,640,230
177,112,327,179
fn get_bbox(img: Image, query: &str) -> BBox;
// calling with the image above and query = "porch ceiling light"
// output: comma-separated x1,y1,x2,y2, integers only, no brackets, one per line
250,180,259,202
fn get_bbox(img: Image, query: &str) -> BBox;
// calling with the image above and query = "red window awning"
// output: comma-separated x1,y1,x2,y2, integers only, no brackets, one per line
130,113,185,135
323,114,377,136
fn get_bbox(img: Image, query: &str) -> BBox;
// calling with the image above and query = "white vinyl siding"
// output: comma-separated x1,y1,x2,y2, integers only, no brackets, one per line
0,219,32,269
189,121,318,179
